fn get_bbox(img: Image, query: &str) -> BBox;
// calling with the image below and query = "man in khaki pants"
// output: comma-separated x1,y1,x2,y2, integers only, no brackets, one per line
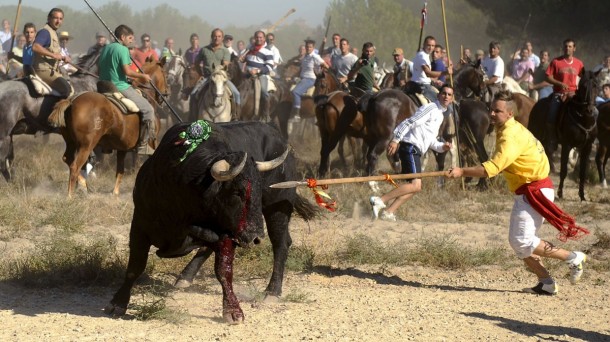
32,8,72,97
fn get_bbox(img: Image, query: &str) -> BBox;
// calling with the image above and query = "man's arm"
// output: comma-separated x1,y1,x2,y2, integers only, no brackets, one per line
447,165,488,178
122,64,151,83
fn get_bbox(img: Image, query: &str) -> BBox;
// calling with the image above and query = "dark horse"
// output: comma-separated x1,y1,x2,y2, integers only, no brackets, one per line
596,102,610,188
0,51,101,180
528,71,600,200
48,59,168,197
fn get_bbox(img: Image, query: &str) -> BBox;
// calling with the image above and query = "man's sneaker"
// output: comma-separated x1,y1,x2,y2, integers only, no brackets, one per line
380,211,397,222
523,282,558,296
567,251,587,285
369,196,386,219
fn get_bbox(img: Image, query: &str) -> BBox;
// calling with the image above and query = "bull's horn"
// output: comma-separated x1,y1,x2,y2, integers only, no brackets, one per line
211,152,248,181
256,146,291,172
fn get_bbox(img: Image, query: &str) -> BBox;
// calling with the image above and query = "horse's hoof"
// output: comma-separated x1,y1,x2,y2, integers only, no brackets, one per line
263,294,281,303
602,180,608,189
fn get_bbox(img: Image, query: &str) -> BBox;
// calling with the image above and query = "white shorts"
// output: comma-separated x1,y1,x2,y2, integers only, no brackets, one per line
508,188,555,259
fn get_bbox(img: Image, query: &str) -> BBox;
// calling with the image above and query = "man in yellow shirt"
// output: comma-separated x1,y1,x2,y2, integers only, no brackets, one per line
447,90,588,295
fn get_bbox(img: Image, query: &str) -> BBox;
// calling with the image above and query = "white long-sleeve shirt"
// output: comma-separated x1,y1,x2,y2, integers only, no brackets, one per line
392,100,447,154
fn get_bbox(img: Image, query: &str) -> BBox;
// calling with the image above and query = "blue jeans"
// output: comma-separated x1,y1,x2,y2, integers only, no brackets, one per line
538,86,552,99
121,86,155,123
292,77,315,108
226,80,240,105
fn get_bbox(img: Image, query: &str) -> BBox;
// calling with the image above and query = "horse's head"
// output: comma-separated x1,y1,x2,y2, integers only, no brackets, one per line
165,55,186,88
576,70,601,113
140,59,169,105
373,63,387,88
314,69,338,96
454,63,487,100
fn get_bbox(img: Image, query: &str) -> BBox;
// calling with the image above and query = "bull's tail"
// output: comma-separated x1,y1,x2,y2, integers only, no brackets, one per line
293,194,320,221
48,99,71,128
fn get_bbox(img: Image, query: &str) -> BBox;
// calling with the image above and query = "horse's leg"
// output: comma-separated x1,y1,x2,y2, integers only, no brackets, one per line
337,135,347,167
0,135,14,181
68,147,93,198
435,151,447,187
318,133,332,177
366,139,387,192
113,151,127,196
558,143,572,199
578,141,594,201
347,136,358,169
595,144,607,188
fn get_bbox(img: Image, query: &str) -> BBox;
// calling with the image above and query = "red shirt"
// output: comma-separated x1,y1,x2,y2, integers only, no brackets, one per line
546,56,584,94
132,47,159,70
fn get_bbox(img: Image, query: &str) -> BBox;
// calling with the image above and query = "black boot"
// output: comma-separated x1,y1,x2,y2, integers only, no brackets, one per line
545,122,558,151
138,120,155,155
290,107,301,122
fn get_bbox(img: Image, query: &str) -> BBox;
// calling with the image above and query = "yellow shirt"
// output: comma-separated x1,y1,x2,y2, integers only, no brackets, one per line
482,117,549,192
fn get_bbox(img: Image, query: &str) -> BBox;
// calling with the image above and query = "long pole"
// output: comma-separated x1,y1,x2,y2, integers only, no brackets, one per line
416,2,427,52
82,0,182,123
270,171,448,188
6,0,22,74
441,0,464,190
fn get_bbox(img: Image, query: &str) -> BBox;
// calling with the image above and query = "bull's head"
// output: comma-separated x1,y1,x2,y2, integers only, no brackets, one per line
210,152,265,247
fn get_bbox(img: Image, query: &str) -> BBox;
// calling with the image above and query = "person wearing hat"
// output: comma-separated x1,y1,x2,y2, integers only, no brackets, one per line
58,30,77,75
392,47,412,88
223,34,237,59
32,7,72,97
87,31,107,55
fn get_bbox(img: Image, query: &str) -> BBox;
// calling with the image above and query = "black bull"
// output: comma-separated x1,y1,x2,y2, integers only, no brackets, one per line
105,121,318,323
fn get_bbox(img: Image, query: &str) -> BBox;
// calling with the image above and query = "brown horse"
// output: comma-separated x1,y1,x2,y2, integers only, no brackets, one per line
48,59,168,197
363,89,418,176
596,102,610,188
528,71,600,200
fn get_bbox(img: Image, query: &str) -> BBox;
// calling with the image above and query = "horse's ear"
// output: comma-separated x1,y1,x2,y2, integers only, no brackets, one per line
159,56,167,67
145,56,152,64
475,59,481,69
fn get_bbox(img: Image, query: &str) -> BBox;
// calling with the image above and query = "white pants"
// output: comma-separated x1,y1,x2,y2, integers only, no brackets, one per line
508,188,555,259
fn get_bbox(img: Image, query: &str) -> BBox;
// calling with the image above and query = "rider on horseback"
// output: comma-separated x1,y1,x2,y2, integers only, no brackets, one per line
98,24,156,155
193,28,241,118
240,30,275,121
31,8,72,97
481,41,504,103
291,39,329,121
545,38,585,149
347,42,378,97
411,36,453,102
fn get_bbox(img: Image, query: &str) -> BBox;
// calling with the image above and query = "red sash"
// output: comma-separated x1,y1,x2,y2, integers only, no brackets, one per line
515,177,589,242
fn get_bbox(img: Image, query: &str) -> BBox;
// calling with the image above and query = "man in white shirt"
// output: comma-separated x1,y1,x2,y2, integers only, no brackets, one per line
291,39,329,120
481,41,505,102
266,32,283,75
369,85,453,221
331,38,358,86
411,36,452,101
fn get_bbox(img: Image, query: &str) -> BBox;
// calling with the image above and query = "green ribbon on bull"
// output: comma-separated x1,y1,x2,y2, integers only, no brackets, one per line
178,120,212,162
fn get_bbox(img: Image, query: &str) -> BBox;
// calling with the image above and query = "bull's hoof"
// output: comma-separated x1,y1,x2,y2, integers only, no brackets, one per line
223,308,245,324
104,302,127,317
174,278,192,288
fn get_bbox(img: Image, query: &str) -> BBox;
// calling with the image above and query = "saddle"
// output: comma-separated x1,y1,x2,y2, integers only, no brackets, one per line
402,81,432,107
22,74,72,98
96,80,140,114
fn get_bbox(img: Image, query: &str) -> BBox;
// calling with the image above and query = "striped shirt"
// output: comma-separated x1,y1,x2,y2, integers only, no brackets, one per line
392,100,446,154
245,46,274,75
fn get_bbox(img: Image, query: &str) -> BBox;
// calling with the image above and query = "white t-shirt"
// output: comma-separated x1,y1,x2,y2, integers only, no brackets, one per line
268,45,283,68
300,53,325,79
332,52,358,78
482,56,504,84
412,50,432,85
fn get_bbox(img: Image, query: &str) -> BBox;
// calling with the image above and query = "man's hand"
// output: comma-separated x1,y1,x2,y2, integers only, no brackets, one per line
249,68,259,76
387,141,399,156
446,167,463,178
441,142,452,152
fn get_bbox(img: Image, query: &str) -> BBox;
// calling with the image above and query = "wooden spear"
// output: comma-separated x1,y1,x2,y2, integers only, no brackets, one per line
269,171,449,188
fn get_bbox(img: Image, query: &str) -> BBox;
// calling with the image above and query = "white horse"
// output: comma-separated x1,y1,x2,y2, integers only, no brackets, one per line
502,76,528,95
194,66,233,123
163,55,189,124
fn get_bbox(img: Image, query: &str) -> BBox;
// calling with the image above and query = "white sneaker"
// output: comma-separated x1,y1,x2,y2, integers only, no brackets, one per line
523,281,558,296
380,211,396,222
369,196,386,219
567,251,587,285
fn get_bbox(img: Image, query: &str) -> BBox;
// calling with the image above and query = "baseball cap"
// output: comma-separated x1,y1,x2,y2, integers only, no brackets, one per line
96,31,105,38
224,34,234,41
392,48,403,56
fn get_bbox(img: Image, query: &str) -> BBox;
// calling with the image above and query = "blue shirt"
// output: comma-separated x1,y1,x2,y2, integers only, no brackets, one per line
34,29,51,48
22,43,34,65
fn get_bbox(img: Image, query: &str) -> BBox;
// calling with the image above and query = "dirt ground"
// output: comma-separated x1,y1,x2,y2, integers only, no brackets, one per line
1,196,609,341
0,135,609,341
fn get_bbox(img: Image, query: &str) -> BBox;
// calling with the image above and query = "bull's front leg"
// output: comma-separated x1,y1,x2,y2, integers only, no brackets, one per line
214,237,243,324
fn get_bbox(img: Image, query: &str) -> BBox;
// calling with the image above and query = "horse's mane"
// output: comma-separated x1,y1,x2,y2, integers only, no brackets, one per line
73,46,103,75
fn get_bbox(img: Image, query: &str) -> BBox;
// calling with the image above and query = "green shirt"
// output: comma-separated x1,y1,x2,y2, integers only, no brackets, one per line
99,42,132,91
351,60,376,91
199,44,230,77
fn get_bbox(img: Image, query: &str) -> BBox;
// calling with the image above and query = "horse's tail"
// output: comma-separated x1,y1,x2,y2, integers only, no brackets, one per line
48,99,72,128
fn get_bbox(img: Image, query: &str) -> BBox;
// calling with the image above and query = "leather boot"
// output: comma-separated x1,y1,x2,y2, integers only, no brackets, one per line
137,120,155,155
291,107,301,122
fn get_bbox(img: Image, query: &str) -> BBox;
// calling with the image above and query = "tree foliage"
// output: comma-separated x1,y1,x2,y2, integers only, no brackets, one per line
464,0,608,65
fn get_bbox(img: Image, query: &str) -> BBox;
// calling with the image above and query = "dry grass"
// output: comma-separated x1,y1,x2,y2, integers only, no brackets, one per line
0,133,608,321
